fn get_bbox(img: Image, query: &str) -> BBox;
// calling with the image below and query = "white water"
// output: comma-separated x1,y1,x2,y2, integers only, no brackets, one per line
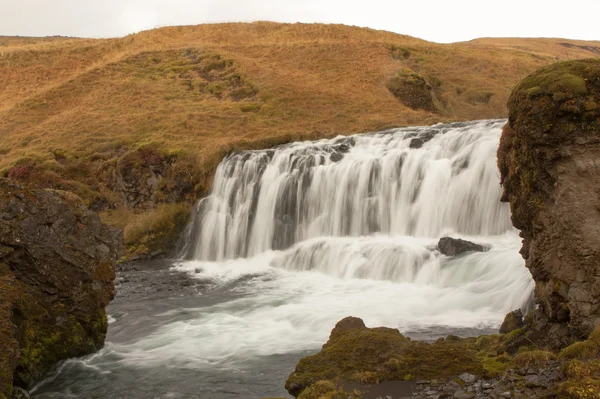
137,119,532,367
32,120,535,398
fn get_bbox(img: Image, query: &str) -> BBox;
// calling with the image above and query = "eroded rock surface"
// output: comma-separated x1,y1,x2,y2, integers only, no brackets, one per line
497,59,600,343
0,179,122,398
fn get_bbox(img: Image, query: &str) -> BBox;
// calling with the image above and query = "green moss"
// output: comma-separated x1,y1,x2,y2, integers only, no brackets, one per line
560,327,600,360
513,350,556,368
556,360,600,399
297,380,359,399
12,287,109,387
286,325,483,397
482,356,510,378
514,60,595,100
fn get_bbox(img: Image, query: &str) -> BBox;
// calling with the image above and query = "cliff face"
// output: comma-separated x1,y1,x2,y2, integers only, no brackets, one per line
0,179,122,398
498,59,600,345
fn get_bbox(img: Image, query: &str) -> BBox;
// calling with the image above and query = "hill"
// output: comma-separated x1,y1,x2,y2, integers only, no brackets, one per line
1,22,598,257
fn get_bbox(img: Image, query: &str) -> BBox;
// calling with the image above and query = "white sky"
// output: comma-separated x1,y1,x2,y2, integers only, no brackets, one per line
1,0,599,43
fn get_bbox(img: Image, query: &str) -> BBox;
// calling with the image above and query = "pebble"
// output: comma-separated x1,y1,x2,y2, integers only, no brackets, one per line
458,373,477,384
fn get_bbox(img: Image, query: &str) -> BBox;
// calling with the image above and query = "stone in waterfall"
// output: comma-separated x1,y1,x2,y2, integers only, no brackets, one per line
498,59,600,345
437,237,486,256
0,179,122,397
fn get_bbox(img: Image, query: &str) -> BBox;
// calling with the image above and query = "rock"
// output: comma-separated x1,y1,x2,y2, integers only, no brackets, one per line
524,375,542,388
500,309,525,334
500,392,512,398
285,317,483,398
437,237,486,256
443,381,461,393
387,71,438,112
0,179,122,396
498,59,600,342
11,387,30,399
453,390,474,399
410,138,424,149
458,373,476,384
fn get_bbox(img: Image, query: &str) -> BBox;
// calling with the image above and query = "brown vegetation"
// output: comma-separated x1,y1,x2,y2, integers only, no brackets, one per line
1,23,598,255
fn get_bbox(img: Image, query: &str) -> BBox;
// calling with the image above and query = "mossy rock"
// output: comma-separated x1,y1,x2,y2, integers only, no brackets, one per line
498,58,600,235
285,317,483,397
387,70,438,112
559,327,600,360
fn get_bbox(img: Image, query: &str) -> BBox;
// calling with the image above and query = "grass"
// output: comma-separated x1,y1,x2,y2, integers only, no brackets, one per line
1,23,598,253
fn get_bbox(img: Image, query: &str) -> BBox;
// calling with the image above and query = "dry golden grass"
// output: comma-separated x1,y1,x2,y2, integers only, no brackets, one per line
0,23,598,254
1,22,598,174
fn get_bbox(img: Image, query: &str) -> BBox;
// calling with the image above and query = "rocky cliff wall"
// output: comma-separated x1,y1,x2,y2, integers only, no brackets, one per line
0,179,122,398
498,59,600,345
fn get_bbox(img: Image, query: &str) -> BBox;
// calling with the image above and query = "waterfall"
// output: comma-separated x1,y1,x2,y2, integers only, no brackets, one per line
184,119,513,261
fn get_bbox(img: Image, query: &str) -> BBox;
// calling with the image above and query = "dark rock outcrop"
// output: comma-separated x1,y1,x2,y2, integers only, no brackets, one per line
498,59,600,344
110,144,197,210
437,237,486,256
387,70,438,112
499,309,525,334
0,179,122,398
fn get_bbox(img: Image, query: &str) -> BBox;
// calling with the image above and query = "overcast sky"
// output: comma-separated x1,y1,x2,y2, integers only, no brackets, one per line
2,0,599,43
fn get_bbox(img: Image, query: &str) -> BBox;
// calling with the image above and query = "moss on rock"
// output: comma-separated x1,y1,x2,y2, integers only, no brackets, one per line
498,59,600,341
0,179,122,394
387,70,438,112
285,317,484,397
559,327,600,360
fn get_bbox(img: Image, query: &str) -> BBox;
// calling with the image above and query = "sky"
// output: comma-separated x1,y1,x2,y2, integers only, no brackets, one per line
1,0,599,43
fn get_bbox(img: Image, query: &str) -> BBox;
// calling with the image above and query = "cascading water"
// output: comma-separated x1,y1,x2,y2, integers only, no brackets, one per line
183,119,513,261
32,120,535,399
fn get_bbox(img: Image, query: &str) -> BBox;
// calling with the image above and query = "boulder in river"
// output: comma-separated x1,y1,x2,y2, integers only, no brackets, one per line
437,237,486,256
0,179,122,397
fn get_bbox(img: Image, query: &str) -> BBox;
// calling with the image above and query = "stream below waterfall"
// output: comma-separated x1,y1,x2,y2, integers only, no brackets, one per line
30,120,534,399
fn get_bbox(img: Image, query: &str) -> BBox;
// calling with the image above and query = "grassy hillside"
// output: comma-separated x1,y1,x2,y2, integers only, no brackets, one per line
1,22,598,257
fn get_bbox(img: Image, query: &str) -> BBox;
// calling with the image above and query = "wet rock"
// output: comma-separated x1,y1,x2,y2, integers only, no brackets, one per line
410,138,424,149
500,310,525,334
437,237,486,256
0,179,122,395
330,152,344,162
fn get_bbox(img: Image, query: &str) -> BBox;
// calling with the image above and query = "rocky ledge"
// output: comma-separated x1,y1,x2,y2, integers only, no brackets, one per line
0,179,122,399
284,317,600,399
497,58,600,344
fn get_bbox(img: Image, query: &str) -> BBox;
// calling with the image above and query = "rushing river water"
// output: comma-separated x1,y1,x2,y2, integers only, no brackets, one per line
31,120,534,398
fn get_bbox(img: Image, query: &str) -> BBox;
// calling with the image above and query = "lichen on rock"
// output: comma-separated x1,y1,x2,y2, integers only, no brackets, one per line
498,59,600,345
0,178,122,397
